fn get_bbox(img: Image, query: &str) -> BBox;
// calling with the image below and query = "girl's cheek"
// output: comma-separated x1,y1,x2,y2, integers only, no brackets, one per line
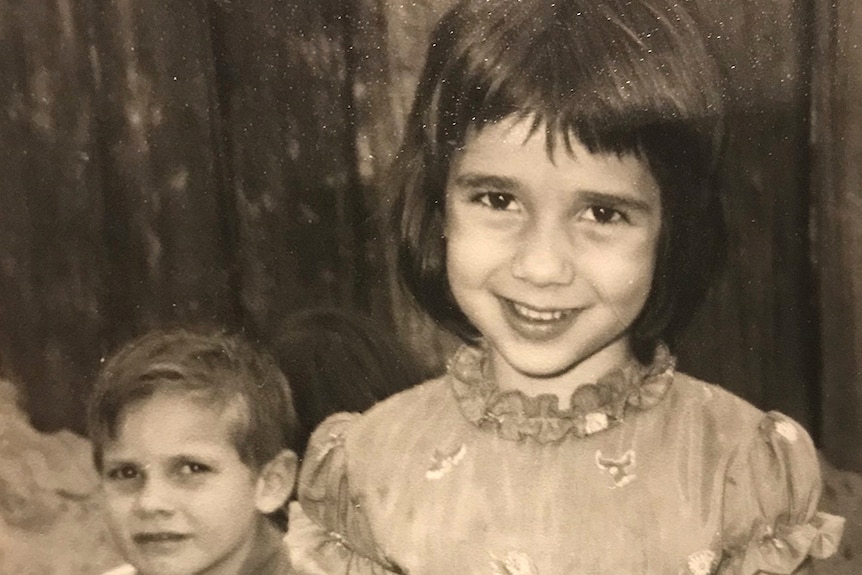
575,231,654,266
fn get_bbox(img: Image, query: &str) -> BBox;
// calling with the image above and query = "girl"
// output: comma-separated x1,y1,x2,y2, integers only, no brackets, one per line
290,1,845,574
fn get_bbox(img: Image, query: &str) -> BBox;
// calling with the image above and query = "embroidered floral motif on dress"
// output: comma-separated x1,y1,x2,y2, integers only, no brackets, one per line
773,419,799,443
595,449,637,488
685,549,718,575
583,412,609,434
425,443,467,480
490,550,539,575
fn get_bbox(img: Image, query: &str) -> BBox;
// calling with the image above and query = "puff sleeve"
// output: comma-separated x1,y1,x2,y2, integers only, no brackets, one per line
718,412,845,575
291,413,401,575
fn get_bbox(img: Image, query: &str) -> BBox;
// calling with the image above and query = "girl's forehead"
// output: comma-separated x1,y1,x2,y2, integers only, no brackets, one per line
461,114,638,161
454,116,658,195
462,115,546,148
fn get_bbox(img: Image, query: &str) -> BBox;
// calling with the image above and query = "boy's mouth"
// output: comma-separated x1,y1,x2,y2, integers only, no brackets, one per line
133,532,190,546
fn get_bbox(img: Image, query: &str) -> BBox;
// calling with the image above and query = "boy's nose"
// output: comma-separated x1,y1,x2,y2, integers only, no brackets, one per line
134,477,176,515
511,218,575,286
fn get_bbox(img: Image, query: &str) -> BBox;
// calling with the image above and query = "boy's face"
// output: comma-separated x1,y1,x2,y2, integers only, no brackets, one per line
444,116,662,395
99,391,270,575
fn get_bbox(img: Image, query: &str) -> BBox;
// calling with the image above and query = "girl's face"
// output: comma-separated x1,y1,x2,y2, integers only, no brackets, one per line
100,391,270,575
444,116,662,396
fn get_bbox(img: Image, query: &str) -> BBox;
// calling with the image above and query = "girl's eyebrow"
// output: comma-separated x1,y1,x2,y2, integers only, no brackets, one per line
451,173,520,192
578,190,655,213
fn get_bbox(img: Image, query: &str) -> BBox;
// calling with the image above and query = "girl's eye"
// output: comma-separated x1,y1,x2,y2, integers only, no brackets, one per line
475,192,519,212
106,465,140,481
582,206,625,224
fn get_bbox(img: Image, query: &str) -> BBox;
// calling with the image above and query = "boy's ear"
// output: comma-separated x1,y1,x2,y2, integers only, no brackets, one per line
254,449,298,514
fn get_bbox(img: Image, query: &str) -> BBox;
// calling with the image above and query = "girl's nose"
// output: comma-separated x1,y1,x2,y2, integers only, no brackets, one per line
511,218,575,286
134,477,175,516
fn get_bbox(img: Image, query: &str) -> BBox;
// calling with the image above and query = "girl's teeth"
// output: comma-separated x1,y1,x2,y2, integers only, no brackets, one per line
512,302,569,321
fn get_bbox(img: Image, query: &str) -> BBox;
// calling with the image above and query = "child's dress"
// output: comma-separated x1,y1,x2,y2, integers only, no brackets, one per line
289,344,844,575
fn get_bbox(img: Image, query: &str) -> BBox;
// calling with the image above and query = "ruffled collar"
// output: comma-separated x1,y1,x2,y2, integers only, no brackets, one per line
448,342,676,443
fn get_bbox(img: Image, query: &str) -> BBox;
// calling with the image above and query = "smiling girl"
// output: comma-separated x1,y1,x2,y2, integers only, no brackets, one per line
289,1,844,573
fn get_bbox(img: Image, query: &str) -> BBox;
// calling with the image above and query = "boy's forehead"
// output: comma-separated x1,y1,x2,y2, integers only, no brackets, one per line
108,388,247,446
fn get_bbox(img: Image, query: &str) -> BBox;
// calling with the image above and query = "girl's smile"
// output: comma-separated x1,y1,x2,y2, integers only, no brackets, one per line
502,298,583,342
444,116,662,400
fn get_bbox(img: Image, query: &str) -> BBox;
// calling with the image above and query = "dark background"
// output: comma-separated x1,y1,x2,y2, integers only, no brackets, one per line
0,0,860,473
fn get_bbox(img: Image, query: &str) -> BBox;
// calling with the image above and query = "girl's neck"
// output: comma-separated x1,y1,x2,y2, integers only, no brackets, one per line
490,337,635,405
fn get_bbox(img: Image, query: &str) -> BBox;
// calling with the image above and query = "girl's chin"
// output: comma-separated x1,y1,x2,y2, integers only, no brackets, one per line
490,345,585,380
490,336,634,383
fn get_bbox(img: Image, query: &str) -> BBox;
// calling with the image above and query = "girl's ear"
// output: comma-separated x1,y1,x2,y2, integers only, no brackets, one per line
254,449,298,514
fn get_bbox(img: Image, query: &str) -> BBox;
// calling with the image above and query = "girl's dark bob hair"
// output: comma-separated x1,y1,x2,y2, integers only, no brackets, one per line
391,0,727,362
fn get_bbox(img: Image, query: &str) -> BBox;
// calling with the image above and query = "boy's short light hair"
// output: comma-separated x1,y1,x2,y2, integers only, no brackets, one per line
87,328,300,474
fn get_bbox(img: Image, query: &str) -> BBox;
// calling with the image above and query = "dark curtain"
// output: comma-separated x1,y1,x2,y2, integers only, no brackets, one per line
0,0,859,473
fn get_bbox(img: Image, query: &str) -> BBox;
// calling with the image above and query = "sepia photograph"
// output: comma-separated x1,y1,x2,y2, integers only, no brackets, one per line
0,0,859,573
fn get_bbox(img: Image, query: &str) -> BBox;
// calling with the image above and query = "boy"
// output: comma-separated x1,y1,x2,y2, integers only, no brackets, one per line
88,328,300,575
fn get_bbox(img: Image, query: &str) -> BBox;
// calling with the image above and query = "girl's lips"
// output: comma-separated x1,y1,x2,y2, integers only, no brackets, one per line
501,298,581,341
510,301,577,322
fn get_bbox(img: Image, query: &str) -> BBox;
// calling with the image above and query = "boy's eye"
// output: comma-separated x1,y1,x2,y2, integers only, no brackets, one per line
106,464,140,481
582,206,625,224
475,192,519,212
178,461,212,475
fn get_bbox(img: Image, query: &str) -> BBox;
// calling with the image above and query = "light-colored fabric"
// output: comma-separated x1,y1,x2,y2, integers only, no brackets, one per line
98,565,137,575
286,501,396,575
295,344,844,575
